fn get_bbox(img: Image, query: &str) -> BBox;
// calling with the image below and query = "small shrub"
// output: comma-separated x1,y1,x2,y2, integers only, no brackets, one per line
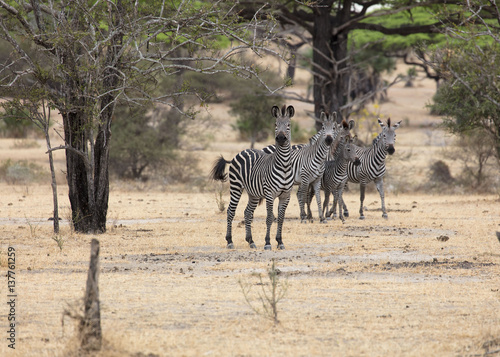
0,159,47,184
239,259,288,325
52,236,65,251
214,182,226,213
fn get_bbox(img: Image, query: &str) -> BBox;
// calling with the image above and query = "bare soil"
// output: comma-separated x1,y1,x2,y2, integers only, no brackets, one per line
1,64,500,357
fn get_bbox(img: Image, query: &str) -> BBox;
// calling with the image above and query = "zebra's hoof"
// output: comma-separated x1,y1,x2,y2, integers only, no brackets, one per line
277,244,285,250
320,219,327,224
264,244,272,251
226,243,235,249
249,242,257,249
382,214,388,219
344,212,349,218
359,216,365,220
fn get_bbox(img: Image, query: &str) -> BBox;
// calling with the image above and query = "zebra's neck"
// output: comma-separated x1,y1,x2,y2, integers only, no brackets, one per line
370,134,387,159
309,131,331,159
275,142,292,168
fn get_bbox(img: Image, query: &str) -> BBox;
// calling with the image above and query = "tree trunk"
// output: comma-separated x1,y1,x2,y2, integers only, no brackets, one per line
312,1,335,131
312,1,350,130
61,1,123,234
63,111,95,232
45,134,59,234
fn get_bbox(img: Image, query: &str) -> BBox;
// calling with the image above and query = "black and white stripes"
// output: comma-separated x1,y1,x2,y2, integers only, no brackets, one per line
344,118,401,219
210,105,295,250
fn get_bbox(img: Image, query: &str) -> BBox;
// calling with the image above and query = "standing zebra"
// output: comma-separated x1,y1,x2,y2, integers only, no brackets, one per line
336,118,401,220
319,135,361,222
262,112,337,223
210,105,295,250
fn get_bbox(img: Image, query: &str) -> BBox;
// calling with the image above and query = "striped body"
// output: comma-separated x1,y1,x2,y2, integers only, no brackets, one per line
318,136,360,222
262,112,337,223
340,118,401,219
210,105,295,249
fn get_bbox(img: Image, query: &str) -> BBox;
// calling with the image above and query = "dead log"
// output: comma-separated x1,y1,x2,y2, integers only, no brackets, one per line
80,238,102,351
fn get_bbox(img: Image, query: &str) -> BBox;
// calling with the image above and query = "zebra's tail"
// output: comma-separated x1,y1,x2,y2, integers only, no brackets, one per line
210,155,230,182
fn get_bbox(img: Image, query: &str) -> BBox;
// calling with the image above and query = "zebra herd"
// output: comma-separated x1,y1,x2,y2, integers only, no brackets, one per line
210,105,401,250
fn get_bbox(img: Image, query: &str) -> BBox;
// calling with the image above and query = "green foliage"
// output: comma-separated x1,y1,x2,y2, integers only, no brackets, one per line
351,6,447,53
0,106,38,138
428,41,500,137
109,104,177,180
230,93,281,148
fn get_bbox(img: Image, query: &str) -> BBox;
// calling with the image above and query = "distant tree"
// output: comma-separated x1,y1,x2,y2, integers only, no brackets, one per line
0,106,38,138
230,93,282,148
1,94,60,233
109,105,174,180
0,1,288,233
239,1,458,130
425,2,500,164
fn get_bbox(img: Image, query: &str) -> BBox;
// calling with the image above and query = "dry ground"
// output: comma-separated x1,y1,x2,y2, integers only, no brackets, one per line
1,65,500,357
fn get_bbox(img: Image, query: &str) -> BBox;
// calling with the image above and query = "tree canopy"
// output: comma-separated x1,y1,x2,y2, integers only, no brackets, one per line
0,0,289,233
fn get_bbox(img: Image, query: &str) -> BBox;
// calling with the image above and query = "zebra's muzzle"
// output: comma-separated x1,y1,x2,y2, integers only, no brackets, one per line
387,145,395,155
276,133,287,146
325,135,333,146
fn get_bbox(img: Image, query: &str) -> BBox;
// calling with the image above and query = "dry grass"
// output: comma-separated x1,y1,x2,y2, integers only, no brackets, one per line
1,63,500,357
1,184,499,357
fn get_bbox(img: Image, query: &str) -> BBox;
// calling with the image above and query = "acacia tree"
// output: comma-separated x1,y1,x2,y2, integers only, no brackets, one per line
0,0,288,233
241,0,458,129
425,1,500,164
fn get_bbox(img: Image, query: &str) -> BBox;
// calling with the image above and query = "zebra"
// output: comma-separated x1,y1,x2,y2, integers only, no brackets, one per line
307,119,355,219
262,112,337,223
319,135,361,223
334,117,401,220
210,105,295,250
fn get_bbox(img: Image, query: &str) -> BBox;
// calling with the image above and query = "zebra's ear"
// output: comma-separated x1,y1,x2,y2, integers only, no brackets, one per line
320,112,327,122
286,105,295,118
331,112,337,122
393,120,402,129
271,106,280,118
348,119,355,130
377,118,386,128
341,119,349,129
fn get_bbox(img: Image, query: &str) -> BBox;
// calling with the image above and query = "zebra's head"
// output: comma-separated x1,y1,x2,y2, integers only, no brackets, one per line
319,112,335,146
271,105,294,147
330,118,355,156
378,117,401,155
344,135,361,166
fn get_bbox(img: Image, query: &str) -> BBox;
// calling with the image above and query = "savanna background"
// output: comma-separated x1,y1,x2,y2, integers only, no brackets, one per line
1,2,500,357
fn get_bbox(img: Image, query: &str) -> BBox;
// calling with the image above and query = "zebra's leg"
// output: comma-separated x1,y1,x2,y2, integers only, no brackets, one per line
359,184,366,220
374,177,388,219
297,183,308,223
264,196,275,250
330,190,338,218
337,186,346,223
244,196,260,249
312,179,326,223
275,194,291,250
306,185,314,221
342,183,349,217
323,188,331,218
226,186,243,249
